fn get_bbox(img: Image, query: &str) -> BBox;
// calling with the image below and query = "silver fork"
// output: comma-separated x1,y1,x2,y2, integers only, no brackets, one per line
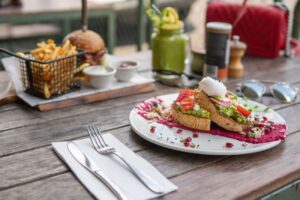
87,124,164,194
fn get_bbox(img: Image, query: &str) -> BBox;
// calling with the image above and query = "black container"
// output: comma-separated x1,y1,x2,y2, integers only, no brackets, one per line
204,22,232,79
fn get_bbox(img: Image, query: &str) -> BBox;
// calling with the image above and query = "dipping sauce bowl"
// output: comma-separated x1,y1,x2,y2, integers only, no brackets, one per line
111,61,139,82
83,65,116,89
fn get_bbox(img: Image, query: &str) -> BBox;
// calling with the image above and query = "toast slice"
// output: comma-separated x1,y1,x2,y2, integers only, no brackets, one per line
171,106,211,131
194,89,251,133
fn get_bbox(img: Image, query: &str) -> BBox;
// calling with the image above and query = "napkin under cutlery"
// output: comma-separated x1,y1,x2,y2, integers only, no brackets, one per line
52,133,177,200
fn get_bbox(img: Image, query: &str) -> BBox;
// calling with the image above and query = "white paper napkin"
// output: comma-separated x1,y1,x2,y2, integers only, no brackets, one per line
52,134,177,200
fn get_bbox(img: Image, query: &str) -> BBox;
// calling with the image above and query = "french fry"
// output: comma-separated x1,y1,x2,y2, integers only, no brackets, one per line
44,83,51,98
74,63,90,74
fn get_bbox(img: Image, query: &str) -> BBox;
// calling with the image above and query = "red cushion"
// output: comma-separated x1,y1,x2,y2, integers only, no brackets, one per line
206,3,288,58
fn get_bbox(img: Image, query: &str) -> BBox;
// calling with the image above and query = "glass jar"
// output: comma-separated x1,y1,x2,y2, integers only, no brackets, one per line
151,27,190,76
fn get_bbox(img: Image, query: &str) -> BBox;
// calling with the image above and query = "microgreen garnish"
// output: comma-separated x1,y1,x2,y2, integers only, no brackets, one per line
242,96,248,102
263,107,270,112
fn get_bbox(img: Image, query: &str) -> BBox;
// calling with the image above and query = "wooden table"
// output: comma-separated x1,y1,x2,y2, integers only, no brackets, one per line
1,51,300,200
0,0,123,53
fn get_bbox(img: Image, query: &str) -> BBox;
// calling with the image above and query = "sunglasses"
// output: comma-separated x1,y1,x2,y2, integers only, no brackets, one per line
236,80,299,103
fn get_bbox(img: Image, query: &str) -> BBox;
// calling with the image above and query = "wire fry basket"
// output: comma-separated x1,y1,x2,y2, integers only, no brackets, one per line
0,48,85,99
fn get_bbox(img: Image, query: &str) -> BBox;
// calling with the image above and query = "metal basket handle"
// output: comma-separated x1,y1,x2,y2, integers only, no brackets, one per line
0,48,29,60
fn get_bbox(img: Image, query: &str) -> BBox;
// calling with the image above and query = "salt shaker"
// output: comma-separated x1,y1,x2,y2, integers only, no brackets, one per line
229,35,247,78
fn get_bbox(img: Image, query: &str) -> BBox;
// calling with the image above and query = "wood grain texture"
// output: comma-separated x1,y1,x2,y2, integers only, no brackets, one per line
0,126,151,190
0,173,93,200
0,128,222,191
0,83,175,132
0,101,299,193
1,52,300,200
1,93,297,158
37,82,156,111
163,131,300,200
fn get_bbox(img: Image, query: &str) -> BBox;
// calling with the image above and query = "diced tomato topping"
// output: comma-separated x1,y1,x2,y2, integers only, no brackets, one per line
236,105,251,117
176,93,188,102
176,89,195,102
180,97,195,110
180,89,194,96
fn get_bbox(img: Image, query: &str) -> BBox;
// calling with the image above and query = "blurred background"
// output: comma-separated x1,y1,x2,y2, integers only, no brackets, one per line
0,0,299,70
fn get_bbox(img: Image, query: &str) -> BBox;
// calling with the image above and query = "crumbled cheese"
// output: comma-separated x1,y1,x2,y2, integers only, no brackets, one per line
193,103,200,111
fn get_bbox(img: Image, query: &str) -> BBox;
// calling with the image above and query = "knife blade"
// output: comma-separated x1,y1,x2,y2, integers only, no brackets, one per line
67,142,128,200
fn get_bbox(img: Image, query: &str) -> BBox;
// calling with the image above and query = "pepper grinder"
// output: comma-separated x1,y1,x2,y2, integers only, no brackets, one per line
229,35,247,78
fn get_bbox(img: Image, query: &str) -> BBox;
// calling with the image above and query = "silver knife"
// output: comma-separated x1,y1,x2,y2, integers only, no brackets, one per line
67,142,129,200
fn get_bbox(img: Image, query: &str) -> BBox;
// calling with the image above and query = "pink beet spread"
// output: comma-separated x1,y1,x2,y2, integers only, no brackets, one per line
136,99,287,144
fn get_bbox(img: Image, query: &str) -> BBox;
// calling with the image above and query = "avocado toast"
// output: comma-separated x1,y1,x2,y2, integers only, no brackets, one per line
171,90,211,131
195,77,252,133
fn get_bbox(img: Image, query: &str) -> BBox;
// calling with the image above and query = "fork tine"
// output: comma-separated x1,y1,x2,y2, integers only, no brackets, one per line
87,125,101,149
90,125,106,148
92,125,108,147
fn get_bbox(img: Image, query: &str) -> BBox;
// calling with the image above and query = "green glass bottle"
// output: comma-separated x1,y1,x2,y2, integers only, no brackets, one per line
151,26,190,74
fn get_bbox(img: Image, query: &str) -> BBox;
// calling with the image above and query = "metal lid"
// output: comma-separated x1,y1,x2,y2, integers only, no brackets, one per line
206,22,232,34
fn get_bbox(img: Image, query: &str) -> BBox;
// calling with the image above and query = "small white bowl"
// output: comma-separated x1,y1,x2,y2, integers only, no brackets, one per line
83,65,116,89
112,61,139,82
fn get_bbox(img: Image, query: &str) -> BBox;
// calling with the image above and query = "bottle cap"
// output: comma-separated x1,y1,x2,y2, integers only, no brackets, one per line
231,35,247,50
206,22,232,34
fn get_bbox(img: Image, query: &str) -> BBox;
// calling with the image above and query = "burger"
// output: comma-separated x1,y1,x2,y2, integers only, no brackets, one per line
64,30,106,65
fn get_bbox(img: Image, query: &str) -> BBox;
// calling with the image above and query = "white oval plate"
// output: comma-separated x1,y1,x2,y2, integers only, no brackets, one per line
129,93,287,155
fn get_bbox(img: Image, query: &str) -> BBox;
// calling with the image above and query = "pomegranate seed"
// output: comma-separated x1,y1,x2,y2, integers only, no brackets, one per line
257,124,264,128
185,137,192,143
176,129,183,134
193,133,199,138
184,142,190,147
150,126,155,133
263,116,268,121
225,142,234,148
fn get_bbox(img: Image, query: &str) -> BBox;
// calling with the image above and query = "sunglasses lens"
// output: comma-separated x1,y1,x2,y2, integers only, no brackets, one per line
271,83,298,103
240,81,266,99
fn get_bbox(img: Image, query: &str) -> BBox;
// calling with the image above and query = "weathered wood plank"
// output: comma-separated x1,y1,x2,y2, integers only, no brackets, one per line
164,131,300,200
0,103,19,113
0,101,299,191
0,173,93,200
1,129,299,199
0,130,223,190
0,52,300,199
0,83,176,132
1,92,298,158
0,126,151,190
0,105,156,157
37,82,156,111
